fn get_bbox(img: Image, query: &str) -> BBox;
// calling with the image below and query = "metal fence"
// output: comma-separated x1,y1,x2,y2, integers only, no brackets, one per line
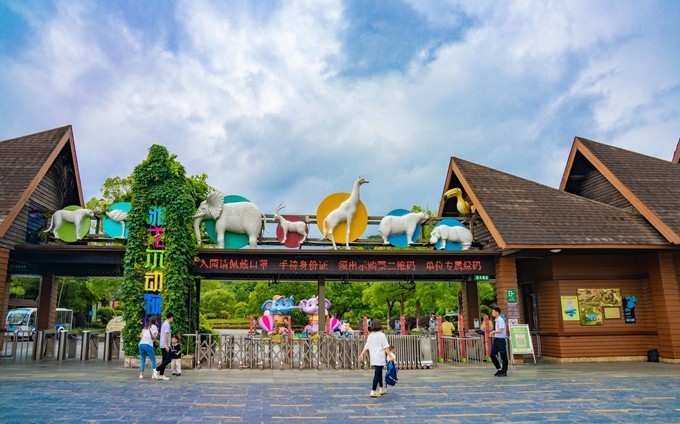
441,335,489,365
184,333,439,370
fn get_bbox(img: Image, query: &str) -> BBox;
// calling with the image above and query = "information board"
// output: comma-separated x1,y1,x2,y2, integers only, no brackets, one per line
508,324,536,364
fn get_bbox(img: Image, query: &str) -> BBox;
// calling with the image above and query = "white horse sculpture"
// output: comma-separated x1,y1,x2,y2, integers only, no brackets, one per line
320,176,369,250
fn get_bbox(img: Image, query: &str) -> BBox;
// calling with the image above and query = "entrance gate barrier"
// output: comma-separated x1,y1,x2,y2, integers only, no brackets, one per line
103,331,121,361
185,333,438,370
441,335,488,365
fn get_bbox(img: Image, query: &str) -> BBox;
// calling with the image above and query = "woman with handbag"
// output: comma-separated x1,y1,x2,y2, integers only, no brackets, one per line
138,316,158,379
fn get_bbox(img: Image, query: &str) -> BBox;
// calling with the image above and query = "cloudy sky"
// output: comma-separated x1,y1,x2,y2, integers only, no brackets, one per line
0,0,678,219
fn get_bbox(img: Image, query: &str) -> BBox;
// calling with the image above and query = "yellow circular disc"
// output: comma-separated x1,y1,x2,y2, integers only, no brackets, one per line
316,192,368,244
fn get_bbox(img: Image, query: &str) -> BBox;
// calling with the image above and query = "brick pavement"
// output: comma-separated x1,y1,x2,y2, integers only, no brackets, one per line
0,360,679,423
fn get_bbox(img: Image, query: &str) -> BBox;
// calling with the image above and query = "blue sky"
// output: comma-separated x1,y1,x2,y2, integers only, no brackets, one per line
0,0,679,221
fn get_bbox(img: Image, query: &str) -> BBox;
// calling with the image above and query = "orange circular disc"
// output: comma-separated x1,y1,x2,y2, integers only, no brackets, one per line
316,192,368,244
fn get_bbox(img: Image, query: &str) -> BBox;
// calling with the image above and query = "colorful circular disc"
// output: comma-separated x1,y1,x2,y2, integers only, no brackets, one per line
53,205,92,242
433,218,465,251
102,202,131,239
384,209,423,248
275,216,308,248
316,193,368,245
205,195,252,249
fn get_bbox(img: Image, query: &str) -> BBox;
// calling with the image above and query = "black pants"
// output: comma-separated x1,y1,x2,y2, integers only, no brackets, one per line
156,349,172,375
372,366,384,391
490,338,508,373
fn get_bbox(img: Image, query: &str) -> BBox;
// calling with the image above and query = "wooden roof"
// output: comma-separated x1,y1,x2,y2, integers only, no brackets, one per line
440,157,669,249
561,137,680,244
0,125,83,238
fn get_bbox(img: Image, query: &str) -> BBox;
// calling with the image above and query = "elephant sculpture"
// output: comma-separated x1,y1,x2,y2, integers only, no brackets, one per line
299,296,340,335
193,191,264,249
259,295,295,335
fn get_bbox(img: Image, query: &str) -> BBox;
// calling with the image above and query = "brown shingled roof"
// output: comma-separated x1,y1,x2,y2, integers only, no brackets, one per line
446,157,669,249
0,126,78,238
563,137,680,244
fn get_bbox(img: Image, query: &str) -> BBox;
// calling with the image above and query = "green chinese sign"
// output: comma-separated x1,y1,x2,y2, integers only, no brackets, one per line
508,324,533,355
507,289,517,303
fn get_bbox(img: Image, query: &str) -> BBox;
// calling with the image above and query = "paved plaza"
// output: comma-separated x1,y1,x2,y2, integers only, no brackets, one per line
0,360,679,423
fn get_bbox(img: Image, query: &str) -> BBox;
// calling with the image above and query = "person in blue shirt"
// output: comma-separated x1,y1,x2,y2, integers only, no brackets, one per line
489,307,508,377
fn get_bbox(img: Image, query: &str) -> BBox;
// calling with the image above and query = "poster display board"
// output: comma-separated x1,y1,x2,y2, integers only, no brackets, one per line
508,324,536,365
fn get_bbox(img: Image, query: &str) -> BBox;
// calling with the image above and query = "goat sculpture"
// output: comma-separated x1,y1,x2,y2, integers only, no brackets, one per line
273,202,308,244
320,176,369,250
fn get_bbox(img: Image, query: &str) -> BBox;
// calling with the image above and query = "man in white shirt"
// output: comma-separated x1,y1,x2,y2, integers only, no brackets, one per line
489,307,508,377
153,312,174,381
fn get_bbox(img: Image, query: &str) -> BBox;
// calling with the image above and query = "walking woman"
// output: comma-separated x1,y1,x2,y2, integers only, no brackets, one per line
138,316,158,379
358,318,390,397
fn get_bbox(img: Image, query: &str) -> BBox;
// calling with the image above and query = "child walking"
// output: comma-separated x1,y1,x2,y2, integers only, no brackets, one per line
170,335,182,376
385,346,398,388
358,319,390,398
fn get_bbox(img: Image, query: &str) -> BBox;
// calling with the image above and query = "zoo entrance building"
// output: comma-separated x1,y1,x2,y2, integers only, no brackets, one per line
1,126,679,363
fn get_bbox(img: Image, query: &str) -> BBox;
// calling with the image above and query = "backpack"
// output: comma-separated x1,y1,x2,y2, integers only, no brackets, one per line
385,361,398,386
647,349,659,362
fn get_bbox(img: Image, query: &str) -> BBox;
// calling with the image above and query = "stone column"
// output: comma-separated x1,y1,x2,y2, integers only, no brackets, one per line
37,272,58,330
647,252,680,361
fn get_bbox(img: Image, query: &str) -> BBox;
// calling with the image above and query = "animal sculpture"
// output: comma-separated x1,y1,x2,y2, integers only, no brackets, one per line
298,296,340,335
273,202,308,244
320,176,369,250
105,209,129,238
44,208,95,240
378,212,428,245
259,295,296,335
443,188,476,216
429,225,473,250
193,191,264,249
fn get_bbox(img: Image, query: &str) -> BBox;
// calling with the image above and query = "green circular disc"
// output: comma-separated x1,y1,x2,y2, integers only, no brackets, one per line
54,205,92,243
204,195,252,249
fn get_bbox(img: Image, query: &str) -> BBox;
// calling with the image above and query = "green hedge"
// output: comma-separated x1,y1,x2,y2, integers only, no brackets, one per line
207,318,251,329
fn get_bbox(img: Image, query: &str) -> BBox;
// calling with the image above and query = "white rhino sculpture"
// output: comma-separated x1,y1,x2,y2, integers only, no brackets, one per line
193,192,263,249
429,225,473,250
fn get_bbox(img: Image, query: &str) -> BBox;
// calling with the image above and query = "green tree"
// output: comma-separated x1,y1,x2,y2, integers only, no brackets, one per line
326,281,368,320
202,289,236,318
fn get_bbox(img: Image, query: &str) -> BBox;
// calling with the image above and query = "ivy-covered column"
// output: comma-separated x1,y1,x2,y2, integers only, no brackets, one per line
121,145,196,356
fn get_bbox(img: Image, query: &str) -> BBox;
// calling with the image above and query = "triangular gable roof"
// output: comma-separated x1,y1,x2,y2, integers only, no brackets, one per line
440,157,668,249
560,137,680,244
0,125,84,238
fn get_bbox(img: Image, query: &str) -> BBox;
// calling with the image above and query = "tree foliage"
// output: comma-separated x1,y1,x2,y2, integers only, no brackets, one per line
121,145,196,356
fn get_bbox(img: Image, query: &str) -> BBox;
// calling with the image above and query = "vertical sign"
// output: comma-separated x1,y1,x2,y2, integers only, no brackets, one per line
506,289,519,325
144,206,166,318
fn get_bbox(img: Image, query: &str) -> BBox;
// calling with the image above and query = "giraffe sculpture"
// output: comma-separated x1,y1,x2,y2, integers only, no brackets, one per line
320,176,369,249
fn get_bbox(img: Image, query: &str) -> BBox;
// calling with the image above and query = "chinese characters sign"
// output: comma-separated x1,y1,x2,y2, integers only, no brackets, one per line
194,252,495,279
144,207,166,316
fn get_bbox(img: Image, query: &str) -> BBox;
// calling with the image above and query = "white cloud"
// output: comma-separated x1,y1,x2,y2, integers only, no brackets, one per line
0,0,678,224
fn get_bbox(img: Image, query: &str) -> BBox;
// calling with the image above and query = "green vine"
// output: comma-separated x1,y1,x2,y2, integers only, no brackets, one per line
121,145,196,356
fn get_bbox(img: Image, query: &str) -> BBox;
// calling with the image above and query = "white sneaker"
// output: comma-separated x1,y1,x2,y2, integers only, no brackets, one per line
152,370,159,380
378,388,386,395
370,390,379,398
159,375,170,381
139,373,144,379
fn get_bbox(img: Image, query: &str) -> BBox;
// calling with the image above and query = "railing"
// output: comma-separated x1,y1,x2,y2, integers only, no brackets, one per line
441,335,489,365
0,329,120,362
184,333,439,370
